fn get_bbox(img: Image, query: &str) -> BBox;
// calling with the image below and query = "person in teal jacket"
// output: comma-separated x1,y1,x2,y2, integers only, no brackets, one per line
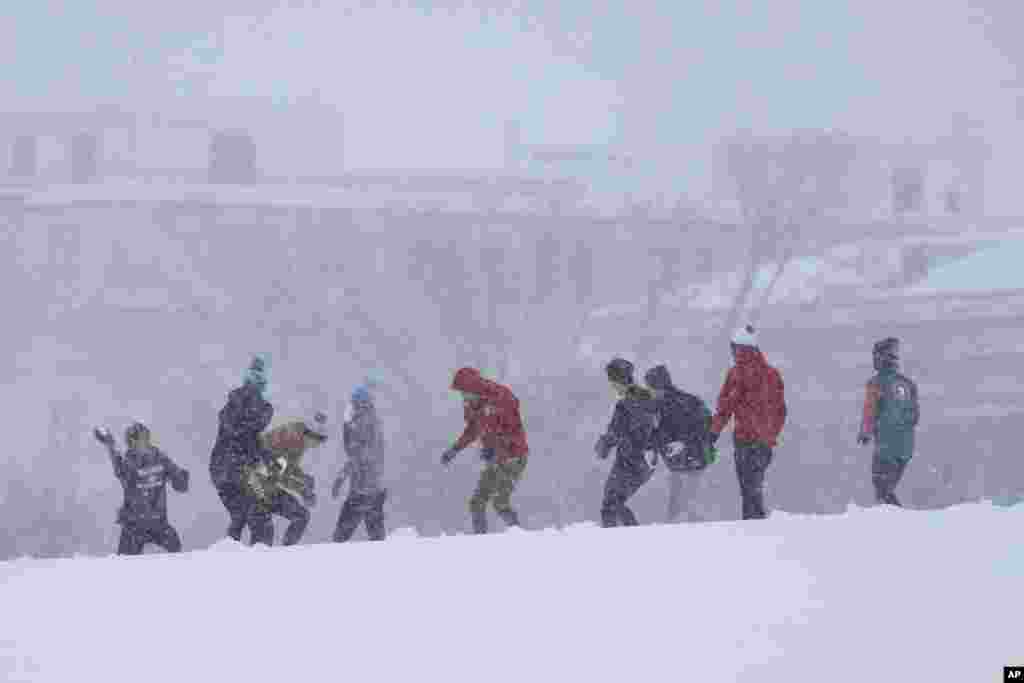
858,337,920,506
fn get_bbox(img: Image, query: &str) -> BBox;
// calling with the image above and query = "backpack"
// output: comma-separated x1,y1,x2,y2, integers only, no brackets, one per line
664,390,712,444
876,372,920,431
655,389,713,472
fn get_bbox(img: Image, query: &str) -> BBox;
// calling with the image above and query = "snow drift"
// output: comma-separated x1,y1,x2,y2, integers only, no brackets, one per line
1,503,1020,683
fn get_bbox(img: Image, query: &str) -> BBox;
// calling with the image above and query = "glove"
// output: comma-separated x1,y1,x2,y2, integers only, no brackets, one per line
440,448,458,466
857,433,871,446
331,477,344,500
93,427,114,446
594,435,613,460
705,444,719,466
644,450,659,469
268,456,287,476
708,431,720,447
480,447,496,464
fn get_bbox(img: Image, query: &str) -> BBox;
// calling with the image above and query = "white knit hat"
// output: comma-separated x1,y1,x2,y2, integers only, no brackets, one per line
731,324,758,347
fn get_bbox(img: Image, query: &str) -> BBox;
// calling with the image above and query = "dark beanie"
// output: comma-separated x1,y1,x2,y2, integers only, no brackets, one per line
644,365,673,390
873,337,899,359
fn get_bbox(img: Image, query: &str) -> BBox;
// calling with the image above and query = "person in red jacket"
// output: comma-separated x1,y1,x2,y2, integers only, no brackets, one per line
708,325,787,520
441,367,529,534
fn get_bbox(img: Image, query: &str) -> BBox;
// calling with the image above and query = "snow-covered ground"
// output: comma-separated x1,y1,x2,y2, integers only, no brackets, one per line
1,503,1020,683
18,180,593,217
909,239,1024,295
585,230,1024,339
674,230,1024,312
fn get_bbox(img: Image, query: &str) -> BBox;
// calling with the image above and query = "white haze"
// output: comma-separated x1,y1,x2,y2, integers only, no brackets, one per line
3,2,1023,204
0,0,1022,639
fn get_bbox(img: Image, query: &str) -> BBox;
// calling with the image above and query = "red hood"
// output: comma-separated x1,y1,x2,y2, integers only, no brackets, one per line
733,345,770,385
449,367,529,460
733,346,765,367
452,367,488,394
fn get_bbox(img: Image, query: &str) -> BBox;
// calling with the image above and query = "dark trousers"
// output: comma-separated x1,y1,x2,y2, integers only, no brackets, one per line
333,490,387,542
601,458,653,528
117,520,182,555
872,456,909,507
871,430,914,507
734,441,773,520
217,483,272,546
267,491,311,546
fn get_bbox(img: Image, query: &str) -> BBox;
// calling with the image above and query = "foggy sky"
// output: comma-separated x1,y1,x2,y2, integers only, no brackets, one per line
2,1,1023,560
3,1,1021,195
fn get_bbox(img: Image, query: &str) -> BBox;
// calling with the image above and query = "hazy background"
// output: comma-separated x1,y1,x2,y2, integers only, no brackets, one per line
1,0,1022,559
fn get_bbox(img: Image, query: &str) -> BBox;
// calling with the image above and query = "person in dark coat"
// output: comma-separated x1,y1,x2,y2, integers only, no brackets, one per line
644,364,716,522
595,358,660,528
708,326,787,520
858,337,920,506
209,355,275,545
332,386,388,542
94,422,189,555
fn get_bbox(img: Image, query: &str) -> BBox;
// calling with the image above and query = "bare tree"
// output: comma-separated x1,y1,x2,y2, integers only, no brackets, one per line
713,129,858,350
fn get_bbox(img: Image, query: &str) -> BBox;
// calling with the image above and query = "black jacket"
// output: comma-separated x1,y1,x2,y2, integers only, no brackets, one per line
210,383,274,486
598,385,659,471
649,386,711,452
115,446,189,524
649,386,712,472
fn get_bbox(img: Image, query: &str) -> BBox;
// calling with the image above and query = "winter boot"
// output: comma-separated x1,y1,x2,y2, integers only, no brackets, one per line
497,508,520,528
282,517,309,546
471,508,488,534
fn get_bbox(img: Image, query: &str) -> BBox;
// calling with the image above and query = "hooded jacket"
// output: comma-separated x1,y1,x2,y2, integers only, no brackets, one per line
861,363,919,437
710,346,786,447
598,383,660,470
450,367,529,463
645,365,711,454
341,402,386,496
210,382,274,486
114,446,189,524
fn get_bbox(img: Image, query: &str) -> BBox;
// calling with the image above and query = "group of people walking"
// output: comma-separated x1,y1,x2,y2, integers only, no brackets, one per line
93,324,921,556
94,355,391,555
591,326,919,526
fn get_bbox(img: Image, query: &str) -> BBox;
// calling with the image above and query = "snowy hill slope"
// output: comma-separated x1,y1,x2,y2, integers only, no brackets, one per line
2,504,1020,683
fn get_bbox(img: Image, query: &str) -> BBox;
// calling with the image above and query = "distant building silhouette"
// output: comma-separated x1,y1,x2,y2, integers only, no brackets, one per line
10,135,37,178
70,132,100,184
208,130,257,184
892,166,925,215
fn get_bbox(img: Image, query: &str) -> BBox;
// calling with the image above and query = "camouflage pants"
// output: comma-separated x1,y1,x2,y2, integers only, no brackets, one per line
117,520,182,555
469,456,527,533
